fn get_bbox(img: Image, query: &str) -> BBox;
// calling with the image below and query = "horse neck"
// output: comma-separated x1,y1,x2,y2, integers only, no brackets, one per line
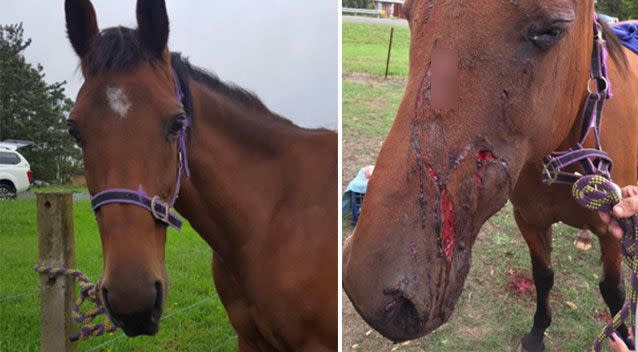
175,80,318,262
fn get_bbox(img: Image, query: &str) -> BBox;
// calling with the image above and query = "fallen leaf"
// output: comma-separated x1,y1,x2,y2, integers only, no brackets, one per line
365,330,373,336
352,344,359,349
565,301,577,310
401,341,411,346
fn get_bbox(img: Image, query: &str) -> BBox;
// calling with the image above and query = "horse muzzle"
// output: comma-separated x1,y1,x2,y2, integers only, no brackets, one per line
344,266,451,343
101,280,164,337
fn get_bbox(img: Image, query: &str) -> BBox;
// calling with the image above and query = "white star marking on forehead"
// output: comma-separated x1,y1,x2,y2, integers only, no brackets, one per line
106,87,132,119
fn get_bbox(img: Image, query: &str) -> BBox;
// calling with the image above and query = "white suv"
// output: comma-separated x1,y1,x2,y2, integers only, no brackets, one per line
0,142,33,199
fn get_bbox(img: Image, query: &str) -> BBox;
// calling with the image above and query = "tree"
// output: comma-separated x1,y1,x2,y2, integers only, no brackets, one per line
343,0,373,9
0,23,80,183
597,0,638,20
621,0,638,20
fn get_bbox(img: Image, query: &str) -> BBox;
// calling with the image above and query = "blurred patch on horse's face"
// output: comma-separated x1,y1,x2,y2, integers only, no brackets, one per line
106,86,131,119
429,49,458,112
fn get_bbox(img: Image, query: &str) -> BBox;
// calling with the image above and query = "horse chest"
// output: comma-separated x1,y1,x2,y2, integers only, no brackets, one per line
513,169,599,230
508,165,558,215
215,250,326,350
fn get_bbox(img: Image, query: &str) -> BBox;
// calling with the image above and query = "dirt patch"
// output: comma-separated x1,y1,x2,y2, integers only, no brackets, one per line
594,311,611,324
342,135,384,189
343,72,407,87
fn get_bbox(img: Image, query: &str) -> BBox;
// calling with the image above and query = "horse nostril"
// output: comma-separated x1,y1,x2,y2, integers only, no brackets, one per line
382,290,426,342
101,286,109,307
153,281,163,314
101,286,121,324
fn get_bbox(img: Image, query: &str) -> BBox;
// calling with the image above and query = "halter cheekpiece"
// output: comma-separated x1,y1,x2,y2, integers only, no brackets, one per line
542,16,613,185
90,69,191,230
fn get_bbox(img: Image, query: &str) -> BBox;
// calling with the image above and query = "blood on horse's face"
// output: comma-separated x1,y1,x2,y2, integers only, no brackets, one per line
344,0,593,342
65,0,182,337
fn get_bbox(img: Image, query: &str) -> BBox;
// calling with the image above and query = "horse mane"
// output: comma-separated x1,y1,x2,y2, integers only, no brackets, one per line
170,53,296,127
599,18,628,69
81,26,297,126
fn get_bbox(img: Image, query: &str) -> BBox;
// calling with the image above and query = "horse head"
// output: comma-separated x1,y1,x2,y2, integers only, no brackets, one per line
65,0,186,336
344,0,601,342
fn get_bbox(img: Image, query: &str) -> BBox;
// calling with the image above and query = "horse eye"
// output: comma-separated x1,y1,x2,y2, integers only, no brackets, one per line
67,121,83,147
526,22,570,50
167,115,185,137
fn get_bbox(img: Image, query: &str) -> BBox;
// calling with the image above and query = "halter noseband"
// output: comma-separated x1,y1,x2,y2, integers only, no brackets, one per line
90,70,191,230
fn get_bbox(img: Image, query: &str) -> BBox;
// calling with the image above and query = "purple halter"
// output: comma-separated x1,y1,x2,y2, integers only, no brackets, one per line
90,70,191,230
542,15,613,185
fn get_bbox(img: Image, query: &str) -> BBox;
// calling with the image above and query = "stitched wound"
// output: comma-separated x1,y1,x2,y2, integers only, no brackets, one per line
440,188,456,263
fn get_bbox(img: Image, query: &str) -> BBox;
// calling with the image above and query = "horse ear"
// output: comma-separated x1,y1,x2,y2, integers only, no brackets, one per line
136,0,170,58
65,0,99,58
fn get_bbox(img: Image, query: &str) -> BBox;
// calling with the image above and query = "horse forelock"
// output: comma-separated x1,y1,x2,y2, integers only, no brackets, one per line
82,26,159,76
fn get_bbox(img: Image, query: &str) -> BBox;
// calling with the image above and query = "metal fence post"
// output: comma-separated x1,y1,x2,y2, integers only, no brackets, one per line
36,193,77,352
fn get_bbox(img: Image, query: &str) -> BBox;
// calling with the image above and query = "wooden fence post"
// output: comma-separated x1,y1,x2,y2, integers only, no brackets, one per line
385,27,395,80
37,193,77,352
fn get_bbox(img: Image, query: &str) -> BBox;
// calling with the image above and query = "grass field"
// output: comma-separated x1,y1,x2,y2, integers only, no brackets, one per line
342,20,617,351
0,198,237,352
342,22,410,76
29,184,88,194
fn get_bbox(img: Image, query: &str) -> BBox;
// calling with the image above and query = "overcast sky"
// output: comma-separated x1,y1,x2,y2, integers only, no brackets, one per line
1,0,338,129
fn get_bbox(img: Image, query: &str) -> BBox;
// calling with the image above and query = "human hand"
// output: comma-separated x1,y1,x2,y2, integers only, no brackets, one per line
609,331,634,352
599,185,638,239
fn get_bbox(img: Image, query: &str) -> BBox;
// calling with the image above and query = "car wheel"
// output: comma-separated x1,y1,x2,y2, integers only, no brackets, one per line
0,184,16,200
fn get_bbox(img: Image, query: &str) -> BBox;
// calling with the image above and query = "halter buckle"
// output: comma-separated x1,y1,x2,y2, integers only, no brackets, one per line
587,76,609,96
595,22,604,41
150,196,171,223
542,159,559,184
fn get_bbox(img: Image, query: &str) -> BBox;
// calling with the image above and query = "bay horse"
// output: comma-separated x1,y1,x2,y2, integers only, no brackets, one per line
64,0,337,350
343,0,638,350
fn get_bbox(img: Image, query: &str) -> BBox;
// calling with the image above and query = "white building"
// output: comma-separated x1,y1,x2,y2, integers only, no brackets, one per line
375,0,404,18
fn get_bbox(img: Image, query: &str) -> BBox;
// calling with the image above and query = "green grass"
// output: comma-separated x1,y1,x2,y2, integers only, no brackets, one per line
341,65,615,350
0,199,237,351
342,79,405,138
342,22,410,76
30,184,88,194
